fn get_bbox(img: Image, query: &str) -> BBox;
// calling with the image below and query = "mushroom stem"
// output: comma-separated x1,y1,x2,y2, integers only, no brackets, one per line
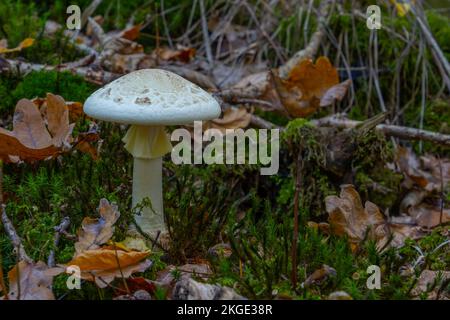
122,125,172,237
132,156,166,235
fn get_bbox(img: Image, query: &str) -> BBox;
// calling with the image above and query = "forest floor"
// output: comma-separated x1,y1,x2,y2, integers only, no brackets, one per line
0,0,449,300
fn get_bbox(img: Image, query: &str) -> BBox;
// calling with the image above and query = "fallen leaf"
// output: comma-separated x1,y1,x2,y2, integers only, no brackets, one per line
272,57,350,117
0,96,99,163
0,99,60,163
389,0,415,17
320,79,352,107
301,264,337,288
119,24,142,41
154,46,196,63
66,250,151,288
411,270,449,300
408,204,450,228
0,38,34,54
205,107,251,134
395,147,449,192
67,249,149,271
326,184,424,251
66,101,86,121
46,93,73,147
2,261,61,300
75,140,99,160
75,199,120,253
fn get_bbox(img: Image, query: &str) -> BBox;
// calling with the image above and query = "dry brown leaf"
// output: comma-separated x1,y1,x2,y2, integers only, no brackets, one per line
66,249,151,288
13,99,53,148
0,38,34,54
0,99,61,163
326,185,424,251
1,261,62,300
66,101,85,121
320,79,352,107
411,270,450,300
67,249,149,271
46,93,73,147
0,96,99,163
119,24,142,41
0,129,59,163
206,107,251,134
75,199,120,253
75,140,99,160
302,265,337,288
272,57,350,118
408,204,450,228
154,46,196,63
395,147,449,192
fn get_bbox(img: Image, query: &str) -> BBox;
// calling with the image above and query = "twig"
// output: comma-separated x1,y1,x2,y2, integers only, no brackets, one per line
47,217,71,267
112,241,130,295
412,7,450,92
312,114,450,146
1,205,31,263
291,152,302,289
199,0,214,68
250,114,279,130
1,58,119,85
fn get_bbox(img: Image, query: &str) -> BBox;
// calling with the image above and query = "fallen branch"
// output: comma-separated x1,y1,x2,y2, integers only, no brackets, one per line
47,217,71,267
1,205,31,263
1,58,119,85
312,114,450,146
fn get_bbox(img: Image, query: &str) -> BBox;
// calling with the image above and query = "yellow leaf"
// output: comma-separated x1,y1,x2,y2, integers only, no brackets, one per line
67,249,149,271
389,0,414,17
18,38,35,49
0,37,34,53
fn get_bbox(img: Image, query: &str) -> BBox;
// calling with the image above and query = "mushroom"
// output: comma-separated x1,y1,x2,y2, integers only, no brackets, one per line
83,69,221,238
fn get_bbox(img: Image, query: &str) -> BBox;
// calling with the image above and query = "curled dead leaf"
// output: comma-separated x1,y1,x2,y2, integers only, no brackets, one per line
205,107,251,134
65,249,151,288
395,147,449,192
1,261,62,300
271,57,350,118
154,46,196,63
326,185,424,251
0,95,99,163
75,199,120,253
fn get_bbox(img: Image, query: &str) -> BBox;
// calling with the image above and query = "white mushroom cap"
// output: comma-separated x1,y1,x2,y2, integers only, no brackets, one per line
83,69,221,125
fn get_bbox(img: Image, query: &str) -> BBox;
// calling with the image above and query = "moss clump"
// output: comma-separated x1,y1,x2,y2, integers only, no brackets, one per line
0,71,97,114
352,131,403,208
12,71,97,103
0,0,44,47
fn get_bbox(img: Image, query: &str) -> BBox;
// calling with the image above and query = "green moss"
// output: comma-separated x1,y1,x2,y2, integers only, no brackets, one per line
0,0,44,47
12,71,97,103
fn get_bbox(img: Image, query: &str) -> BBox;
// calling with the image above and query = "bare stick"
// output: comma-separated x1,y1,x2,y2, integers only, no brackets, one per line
312,114,450,146
47,217,71,267
1,205,31,263
199,0,214,68
291,152,302,289
2,58,119,85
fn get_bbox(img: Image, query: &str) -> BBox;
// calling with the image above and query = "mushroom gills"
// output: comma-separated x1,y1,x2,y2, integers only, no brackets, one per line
123,125,172,159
